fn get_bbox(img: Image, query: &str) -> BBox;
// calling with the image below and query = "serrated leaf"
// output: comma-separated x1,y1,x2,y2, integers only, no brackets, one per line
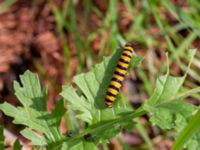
0,71,65,145
61,85,92,123
147,100,194,129
13,70,47,110
60,48,142,147
146,74,185,105
143,73,195,129
143,48,198,131
61,48,142,125
21,128,47,145
0,125,4,150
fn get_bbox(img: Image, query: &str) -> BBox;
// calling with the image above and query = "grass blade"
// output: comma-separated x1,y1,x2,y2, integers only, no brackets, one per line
135,119,154,149
0,125,4,150
172,110,200,150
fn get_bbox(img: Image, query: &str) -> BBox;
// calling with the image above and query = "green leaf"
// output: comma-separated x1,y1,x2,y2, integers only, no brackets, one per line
68,140,97,150
50,99,66,127
184,131,200,150
147,99,194,129
20,128,47,145
0,125,4,150
60,49,143,147
130,55,143,68
61,48,142,125
143,73,195,129
48,140,97,150
0,71,65,145
143,48,200,149
13,139,22,150
61,85,92,123
172,110,200,150
146,74,185,105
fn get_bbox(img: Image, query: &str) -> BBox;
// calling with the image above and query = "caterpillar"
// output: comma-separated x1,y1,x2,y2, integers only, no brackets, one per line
105,42,135,108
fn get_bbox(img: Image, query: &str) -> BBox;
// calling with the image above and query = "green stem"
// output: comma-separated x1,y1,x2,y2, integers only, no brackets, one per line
49,109,147,148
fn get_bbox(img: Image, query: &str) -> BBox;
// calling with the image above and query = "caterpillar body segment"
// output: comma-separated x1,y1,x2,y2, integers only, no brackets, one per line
105,43,135,108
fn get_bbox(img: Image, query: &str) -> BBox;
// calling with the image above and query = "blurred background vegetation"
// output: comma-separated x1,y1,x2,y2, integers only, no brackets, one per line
0,0,200,149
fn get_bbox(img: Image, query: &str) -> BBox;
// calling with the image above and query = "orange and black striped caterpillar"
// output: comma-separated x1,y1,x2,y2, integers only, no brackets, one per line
105,42,135,108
